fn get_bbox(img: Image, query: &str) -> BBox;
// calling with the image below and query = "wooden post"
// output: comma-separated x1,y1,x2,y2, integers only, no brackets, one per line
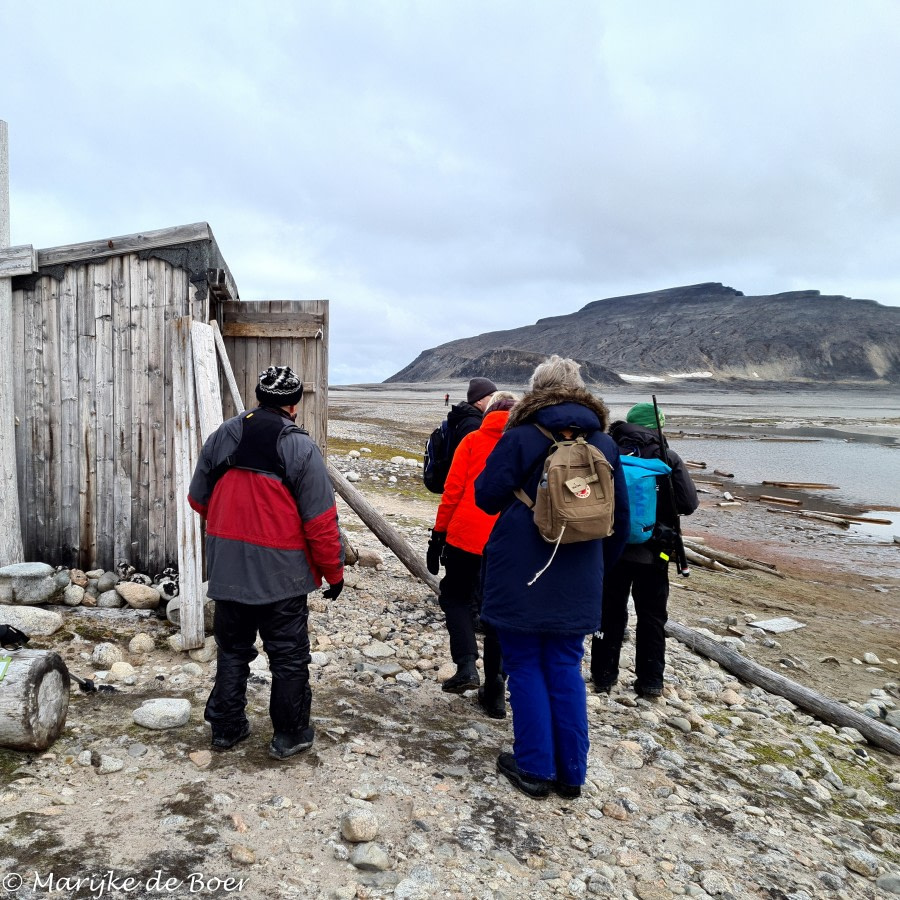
665,620,900,756
0,650,70,751
0,120,24,565
172,317,204,649
327,460,440,595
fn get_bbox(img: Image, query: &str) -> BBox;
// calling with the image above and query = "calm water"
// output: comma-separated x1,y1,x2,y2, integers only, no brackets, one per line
598,388,900,512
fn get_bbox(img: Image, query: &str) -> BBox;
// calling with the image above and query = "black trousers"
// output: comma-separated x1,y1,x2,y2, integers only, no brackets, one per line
205,595,312,735
591,558,669,688
438,544,502,682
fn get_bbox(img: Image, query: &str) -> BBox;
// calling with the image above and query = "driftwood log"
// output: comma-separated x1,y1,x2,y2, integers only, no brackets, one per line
0,650,70,751
327,461,440,596
682,539,784,577
665,621,900,756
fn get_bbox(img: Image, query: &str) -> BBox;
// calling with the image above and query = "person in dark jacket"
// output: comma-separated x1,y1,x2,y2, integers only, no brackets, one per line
428,392,517,713
188,366,344,759
445,377,497,457
475,356,629,799
590,402,699,698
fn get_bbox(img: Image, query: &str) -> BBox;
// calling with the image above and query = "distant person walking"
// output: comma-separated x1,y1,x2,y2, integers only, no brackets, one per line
475,356,629,799
590,403,698,698
188,366,344,759
428,391,518,716
444,392,450,406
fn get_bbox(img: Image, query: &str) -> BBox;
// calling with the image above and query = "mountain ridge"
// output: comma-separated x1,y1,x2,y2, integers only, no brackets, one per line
385,283,900,386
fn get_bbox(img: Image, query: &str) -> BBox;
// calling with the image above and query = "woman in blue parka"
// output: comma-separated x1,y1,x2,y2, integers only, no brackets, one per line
474,355,629,799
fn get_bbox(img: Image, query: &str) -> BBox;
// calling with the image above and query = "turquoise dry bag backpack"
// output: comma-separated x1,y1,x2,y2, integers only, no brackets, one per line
619,455,672,544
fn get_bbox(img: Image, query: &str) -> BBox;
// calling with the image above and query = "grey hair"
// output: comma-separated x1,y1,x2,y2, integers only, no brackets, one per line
485,390,518,413
529,355,585,391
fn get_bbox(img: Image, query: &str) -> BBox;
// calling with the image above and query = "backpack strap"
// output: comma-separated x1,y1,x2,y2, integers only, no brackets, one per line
513,423,557,509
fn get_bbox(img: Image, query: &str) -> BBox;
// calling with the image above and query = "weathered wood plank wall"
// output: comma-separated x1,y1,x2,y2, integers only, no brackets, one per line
218,299,329,451
11,253,198,572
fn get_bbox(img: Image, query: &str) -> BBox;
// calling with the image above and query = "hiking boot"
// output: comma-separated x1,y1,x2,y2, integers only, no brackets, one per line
268,725,315,760
442,659,480,694
210,721,251,752
477,679,507,719
496,752,550,799
634,681,663,699
591,676,616,694
552,781,582,799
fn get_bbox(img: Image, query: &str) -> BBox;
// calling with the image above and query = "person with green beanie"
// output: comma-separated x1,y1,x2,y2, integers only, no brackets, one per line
590,402,697,698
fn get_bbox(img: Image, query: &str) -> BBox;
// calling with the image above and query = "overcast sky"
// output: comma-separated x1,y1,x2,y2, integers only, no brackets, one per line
3,1,899,384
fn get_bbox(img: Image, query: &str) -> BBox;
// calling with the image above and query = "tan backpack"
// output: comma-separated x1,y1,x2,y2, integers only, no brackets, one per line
515,424,615,583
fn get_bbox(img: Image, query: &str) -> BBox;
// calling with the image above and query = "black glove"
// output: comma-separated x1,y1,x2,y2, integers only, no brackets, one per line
322,579,344,600
426,530,446,575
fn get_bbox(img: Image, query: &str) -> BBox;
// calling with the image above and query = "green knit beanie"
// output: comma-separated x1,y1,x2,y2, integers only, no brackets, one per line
626,402,664,429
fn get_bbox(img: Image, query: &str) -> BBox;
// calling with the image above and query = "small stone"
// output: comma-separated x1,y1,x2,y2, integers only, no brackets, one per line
63,584,85,606
189,750,212,769
115,582,161,609
876,874,900,894
719,688,744,706
863,652,882,665
127,744,148,758
97,755,124,774
69,569,89,587
181,662,204,677
356,549,383,568
129,633,155,654
189,636,218,663
667,717,692,733
92,642,124,668
844,850,880,877
96,571,119,592
611,742,644,770
601,801,628,820
109,661,135,682
230,845,256,865
341,807,379,842
97,590,124,608
700,871,732,895
133,698,191,730
349,842,390,872
362,640,395,659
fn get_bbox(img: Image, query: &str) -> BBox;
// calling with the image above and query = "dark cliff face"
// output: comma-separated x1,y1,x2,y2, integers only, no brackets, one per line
385,283,900,386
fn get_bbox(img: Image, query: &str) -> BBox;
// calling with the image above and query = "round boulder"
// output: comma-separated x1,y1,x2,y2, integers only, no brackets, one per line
115,582,161,610
133,698,191,730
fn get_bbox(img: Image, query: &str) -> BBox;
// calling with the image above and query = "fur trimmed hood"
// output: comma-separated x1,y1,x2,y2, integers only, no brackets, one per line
505,387,609,432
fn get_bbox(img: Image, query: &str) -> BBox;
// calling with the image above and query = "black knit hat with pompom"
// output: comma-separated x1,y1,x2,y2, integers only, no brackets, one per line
255,365,303,407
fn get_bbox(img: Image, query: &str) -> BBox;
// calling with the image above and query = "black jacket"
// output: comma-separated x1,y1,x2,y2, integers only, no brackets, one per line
446,402,483,459
609,421,699,564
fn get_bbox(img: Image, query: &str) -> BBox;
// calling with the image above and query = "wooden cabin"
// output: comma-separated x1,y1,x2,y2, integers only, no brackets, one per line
0,222,328,574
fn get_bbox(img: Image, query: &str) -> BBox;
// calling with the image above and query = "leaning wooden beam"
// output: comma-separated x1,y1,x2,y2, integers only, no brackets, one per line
665,620,900,756
172,317,205,649
210,319,244,414
191,321,224,443
327,460,440,596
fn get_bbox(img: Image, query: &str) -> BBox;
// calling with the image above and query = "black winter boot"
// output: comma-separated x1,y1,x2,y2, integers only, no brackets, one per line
477,675,507,719
442,656,479,693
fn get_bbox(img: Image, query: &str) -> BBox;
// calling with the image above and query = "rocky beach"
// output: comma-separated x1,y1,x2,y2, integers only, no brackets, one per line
0,388,898,900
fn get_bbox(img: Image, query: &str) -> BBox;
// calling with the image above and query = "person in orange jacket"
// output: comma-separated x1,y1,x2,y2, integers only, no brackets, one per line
427,391,517,717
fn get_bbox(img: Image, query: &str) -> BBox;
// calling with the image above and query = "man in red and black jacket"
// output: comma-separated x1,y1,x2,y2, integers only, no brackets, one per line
189,365,343,759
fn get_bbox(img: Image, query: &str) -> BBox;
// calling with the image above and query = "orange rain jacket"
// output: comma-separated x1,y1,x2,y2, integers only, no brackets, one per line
434,408,510,555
